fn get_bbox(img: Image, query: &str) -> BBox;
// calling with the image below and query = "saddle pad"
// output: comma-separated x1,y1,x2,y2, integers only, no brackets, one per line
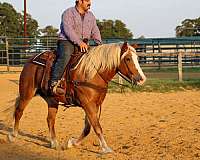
32,51,56,66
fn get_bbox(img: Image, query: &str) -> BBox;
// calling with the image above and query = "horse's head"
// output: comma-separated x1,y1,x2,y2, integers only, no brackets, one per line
118,42,146,86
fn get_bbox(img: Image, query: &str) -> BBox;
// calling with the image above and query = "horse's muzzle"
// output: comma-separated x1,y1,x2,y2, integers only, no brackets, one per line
136,75,146,86
132,74,146,86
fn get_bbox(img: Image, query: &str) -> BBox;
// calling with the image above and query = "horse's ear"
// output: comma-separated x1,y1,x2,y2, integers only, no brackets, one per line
131,43,139,49
121,42,129,55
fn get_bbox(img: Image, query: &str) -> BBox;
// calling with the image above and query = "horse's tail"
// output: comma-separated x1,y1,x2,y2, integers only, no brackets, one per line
0,95,20,126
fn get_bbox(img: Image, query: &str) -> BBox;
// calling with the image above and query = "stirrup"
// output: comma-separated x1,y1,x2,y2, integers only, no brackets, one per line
51,81,65,95
66,96,76,106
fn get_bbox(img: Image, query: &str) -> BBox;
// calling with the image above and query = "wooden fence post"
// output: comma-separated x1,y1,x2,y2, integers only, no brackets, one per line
178,52,183,82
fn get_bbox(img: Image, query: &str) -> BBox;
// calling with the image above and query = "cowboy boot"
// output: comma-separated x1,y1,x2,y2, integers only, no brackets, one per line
50,40,74,96
50,80,65,96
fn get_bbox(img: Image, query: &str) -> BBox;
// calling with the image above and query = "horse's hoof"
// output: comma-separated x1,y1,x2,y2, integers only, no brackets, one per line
67,138,79,148
50,140,59,150
102,147,113,154
7,133,17,142
7,134,14,142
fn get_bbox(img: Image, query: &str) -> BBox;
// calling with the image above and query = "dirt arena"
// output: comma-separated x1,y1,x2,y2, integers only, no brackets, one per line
0,73,200,160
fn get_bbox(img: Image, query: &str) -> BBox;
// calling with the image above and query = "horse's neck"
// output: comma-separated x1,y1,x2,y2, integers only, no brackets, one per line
99,68,117,83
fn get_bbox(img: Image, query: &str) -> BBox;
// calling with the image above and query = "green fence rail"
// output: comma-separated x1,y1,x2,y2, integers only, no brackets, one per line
0,36,200,71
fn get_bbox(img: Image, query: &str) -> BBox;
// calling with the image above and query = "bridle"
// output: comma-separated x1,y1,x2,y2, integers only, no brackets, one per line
73,48,138,90
118,54,138,86
93,50,138,87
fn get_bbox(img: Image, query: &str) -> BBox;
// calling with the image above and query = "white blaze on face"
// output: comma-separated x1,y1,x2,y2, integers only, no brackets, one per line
129,46,146,85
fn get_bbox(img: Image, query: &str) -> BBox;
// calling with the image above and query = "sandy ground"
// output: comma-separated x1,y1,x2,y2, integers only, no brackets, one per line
0,73,200,160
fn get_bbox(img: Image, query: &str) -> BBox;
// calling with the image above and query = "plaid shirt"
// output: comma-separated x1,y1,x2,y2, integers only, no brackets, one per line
59,7,102,45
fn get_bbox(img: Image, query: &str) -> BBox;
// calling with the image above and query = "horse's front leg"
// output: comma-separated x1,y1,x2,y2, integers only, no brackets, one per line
68,115,91,148
84,104,113,154
47,105,59,149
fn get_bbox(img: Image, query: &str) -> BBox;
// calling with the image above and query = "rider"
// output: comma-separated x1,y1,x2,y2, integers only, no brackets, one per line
50,0,102,95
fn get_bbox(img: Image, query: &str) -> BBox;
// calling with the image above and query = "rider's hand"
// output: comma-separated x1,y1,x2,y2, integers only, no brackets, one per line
79,42,88,53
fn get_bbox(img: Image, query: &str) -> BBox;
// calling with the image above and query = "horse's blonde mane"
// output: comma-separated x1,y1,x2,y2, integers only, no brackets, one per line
77,43,122,79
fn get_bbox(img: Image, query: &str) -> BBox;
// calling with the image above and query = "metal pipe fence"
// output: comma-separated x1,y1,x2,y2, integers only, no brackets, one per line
0,36,200,75
0,36,57,69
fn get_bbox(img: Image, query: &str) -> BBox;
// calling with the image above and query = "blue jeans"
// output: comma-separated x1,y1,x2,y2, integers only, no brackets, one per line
51,40,74,82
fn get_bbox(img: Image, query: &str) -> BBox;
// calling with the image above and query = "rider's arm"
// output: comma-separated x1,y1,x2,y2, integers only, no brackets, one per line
90,14,102,45
62,10,82,46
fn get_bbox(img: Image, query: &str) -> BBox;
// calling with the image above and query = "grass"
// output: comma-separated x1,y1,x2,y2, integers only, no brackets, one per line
108,78,200,93
1,67,200,93
142,66,200,73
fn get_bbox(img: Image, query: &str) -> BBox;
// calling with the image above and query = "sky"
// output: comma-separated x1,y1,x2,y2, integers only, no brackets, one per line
1,0,200,38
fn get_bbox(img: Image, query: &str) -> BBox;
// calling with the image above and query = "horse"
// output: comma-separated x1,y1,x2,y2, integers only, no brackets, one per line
7,42,146,154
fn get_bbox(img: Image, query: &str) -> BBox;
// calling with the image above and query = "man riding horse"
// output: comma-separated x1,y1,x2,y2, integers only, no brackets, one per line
50,0,102,95
7,0,147,153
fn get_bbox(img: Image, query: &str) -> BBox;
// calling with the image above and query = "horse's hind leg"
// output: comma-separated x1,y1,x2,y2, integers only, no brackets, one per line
67,115,91,148
8,93,35,142
46,101,59,149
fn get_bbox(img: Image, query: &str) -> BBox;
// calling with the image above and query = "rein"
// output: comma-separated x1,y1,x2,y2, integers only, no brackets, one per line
123,57,137,86
73,65,133,91
72,72,130,91
72,80,107,91
72,48,136,90
117,72,133,86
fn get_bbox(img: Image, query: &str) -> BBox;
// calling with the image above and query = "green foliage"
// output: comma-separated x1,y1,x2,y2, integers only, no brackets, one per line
97,19,133,39
176,17,200,37
0,2,133,41
39,25,59,37
20,13,39,37
0,2,39,37
108,66,200,93
0,2,21,37
39,25,58,47
143,67,200,73
131,79,200,92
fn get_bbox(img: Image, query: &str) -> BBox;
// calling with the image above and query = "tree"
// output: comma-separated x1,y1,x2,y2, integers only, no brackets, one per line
176,17,200,37
97,19,133,39
114,20,133,38
0,2,21,37
97,19,114,38
39,25,58,48
19,13,39,37
0,2,40,65
0,2,39,38
39,25,59,37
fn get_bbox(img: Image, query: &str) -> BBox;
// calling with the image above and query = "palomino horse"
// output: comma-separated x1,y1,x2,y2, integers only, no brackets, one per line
8,42,146,153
